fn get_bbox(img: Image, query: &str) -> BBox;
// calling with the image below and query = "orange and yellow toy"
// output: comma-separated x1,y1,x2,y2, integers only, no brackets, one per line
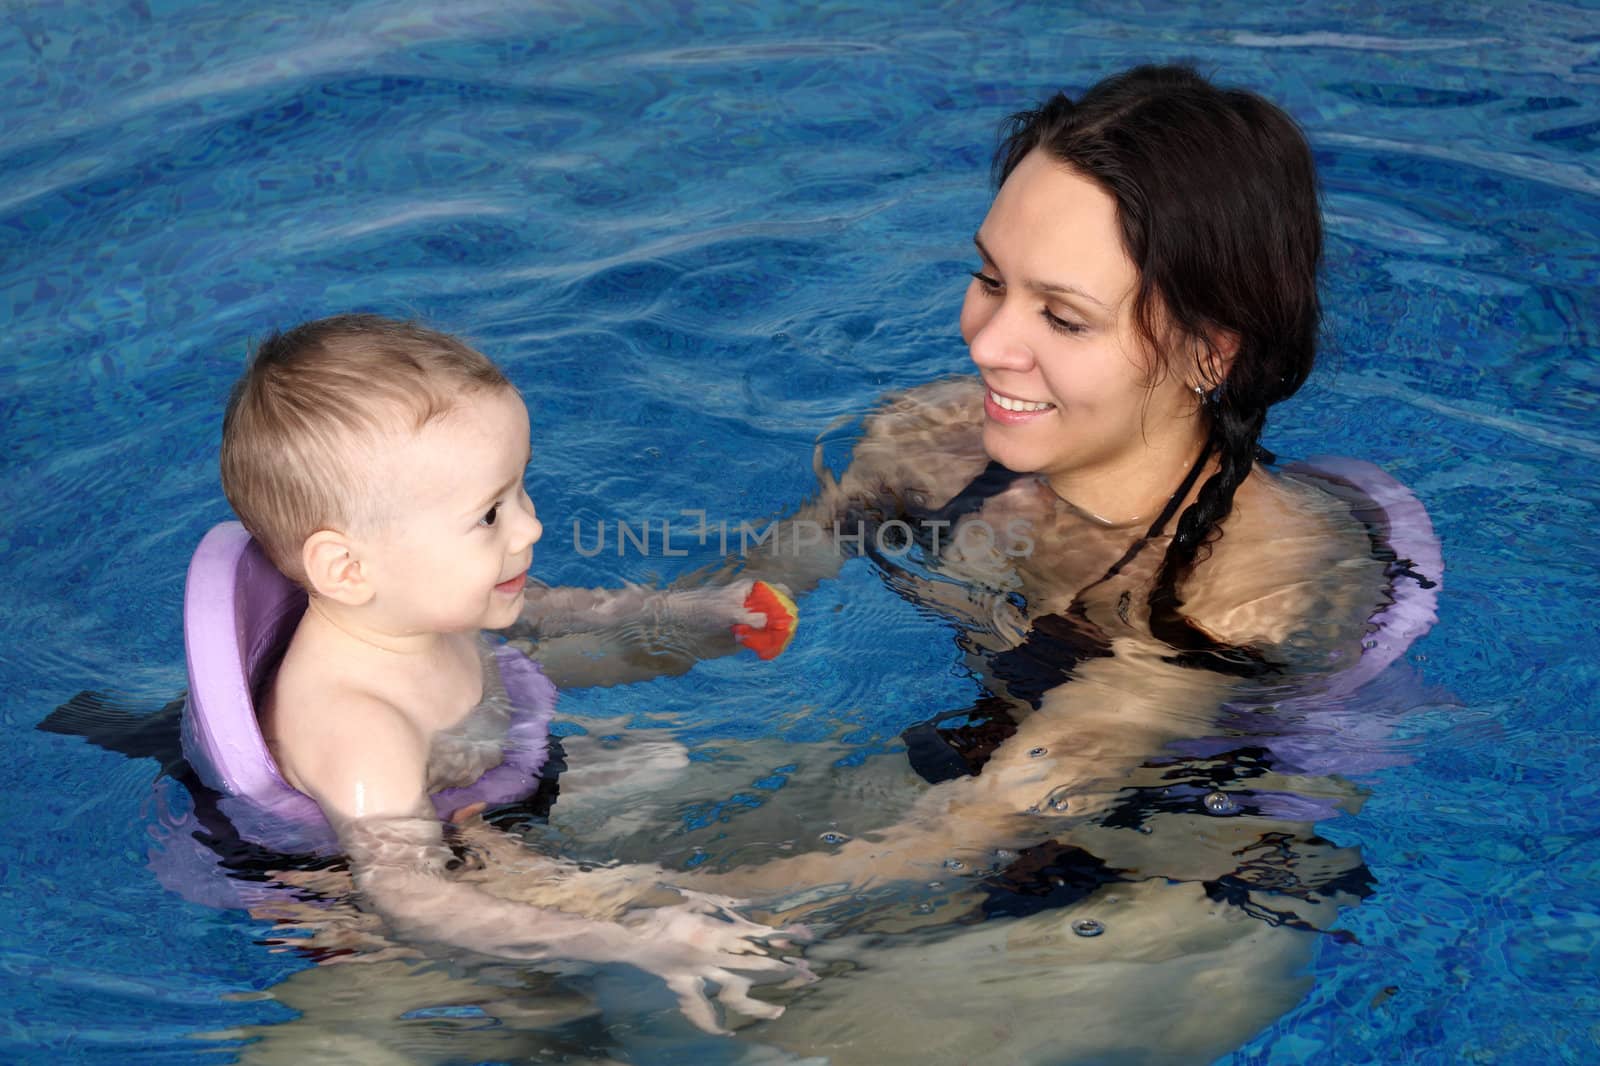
732,580,799,660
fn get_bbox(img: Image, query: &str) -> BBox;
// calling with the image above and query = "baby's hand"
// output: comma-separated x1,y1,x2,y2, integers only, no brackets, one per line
661,580,800,661
621,891,813,1034
660,580,769,634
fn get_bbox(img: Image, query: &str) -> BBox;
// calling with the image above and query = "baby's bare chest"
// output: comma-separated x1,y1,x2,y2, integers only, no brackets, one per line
421,644,513,792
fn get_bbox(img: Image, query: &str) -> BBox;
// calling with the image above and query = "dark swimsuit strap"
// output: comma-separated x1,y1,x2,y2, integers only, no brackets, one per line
979,442,1216,707
868,433,1213,569
921,459,1034,528
895,441,1213,582
1076,439,1215,595
902,444,1216,783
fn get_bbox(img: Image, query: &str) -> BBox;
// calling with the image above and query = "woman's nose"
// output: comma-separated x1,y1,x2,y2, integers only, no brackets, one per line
966,302,1036,374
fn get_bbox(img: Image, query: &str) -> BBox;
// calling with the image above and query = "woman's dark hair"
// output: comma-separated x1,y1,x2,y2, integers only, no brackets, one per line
995,64,1322,670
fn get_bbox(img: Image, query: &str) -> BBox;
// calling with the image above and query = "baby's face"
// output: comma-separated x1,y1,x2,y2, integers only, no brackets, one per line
357,386,542,635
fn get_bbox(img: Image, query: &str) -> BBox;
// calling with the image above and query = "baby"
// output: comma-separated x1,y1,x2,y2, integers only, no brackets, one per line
219,313,802,1033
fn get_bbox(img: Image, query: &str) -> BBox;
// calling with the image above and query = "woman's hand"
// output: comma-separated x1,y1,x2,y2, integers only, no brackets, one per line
615,891,813,1033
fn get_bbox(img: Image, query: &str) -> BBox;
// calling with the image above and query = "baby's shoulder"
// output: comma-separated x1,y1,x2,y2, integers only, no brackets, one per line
268,661,424,747
264,637,437,790
268,676,435,823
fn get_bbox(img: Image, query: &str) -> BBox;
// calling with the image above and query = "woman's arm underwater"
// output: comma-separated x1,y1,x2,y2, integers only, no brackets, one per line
295,697,806,1033
675,648,1241,903
676,464,1390,906
341,812,802,1033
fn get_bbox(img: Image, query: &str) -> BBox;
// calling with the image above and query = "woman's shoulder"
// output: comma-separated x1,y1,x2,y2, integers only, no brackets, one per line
1181,465,1389,655
843,376,990,500
862,375,987,435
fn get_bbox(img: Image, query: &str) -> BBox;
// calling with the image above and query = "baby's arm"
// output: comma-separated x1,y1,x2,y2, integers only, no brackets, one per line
501,579,779,689
298,697,801,1033
511,380,985,674
512,580,762,642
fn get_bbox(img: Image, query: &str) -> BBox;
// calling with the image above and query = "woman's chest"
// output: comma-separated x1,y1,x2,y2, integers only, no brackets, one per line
885,472,1153,639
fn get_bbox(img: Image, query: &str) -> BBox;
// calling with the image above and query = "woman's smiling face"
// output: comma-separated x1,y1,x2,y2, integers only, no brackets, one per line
961,149,1199,508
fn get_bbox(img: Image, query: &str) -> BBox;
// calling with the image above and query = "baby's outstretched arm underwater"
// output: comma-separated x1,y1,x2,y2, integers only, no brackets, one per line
502,576,795,689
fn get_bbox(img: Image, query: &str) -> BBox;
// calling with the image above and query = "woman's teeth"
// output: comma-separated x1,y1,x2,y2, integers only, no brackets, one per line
989,390,1054,413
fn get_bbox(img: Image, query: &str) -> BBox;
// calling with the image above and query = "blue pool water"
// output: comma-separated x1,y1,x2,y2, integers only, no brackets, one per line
3,1,1598,1062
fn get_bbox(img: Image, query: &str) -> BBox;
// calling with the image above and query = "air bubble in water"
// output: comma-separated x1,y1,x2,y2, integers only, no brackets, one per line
1203,791,1239,815
1071,918,1104,938
1041,784,1074,813
944,858,966,871
1029,746,1047,758
820,831,850,845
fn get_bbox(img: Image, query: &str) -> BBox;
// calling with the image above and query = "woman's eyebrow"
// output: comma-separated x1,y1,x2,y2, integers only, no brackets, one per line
972,233,1110,310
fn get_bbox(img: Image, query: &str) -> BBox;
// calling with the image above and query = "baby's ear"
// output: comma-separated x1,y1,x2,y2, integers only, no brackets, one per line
302,529,372,606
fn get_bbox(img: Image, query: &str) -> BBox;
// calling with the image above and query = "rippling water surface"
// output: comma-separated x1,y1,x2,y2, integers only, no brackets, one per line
3,2,1597,1063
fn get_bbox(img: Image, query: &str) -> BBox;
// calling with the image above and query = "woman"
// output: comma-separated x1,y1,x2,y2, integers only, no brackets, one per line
674,63,1401,884
622,64,1438,1058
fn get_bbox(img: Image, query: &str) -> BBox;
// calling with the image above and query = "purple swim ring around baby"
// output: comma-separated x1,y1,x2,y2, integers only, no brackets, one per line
180,521,558,856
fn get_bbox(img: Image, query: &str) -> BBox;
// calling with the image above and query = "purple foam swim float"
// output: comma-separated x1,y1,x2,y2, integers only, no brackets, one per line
1283,456,1443,700
180,522,558,856
1165,456,1445,820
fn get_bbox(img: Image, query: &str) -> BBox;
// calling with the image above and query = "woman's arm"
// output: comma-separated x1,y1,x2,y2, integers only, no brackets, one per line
681,648,1239,900
733,376,992,596
296,697,803,1033
682,471,1381,903
341,813,799,1033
